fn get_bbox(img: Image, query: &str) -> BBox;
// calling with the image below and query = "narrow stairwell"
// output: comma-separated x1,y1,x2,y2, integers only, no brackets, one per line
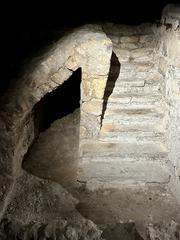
79,31,170,187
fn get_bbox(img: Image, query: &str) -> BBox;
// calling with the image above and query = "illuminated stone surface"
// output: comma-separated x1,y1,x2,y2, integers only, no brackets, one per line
0,5,180,238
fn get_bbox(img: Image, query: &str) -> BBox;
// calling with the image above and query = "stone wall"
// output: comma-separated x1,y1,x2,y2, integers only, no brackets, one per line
78,9,180,194
157,5,180,199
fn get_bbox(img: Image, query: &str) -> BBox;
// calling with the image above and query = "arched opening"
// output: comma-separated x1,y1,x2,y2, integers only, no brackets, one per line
22,68,82,188
34,68,81,134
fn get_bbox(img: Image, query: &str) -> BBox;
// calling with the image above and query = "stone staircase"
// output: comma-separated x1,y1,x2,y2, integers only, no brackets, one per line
78,31,170,187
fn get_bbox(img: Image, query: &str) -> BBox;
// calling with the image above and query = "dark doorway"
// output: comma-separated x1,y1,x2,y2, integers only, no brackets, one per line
34,68,81,133
22,68,82,188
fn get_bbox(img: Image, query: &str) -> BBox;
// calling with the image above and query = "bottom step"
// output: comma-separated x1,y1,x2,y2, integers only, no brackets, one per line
78,161,170,186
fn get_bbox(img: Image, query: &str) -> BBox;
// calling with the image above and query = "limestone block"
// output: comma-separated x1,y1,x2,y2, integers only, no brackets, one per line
79,126,89,139
137,71,163,81
92,78,107,99
131,48,154,62
113,48,130,62
77,38,112,76
119,36,139,43
80,111,100,138
139,34,154,44
81,99,103,116
158,57,168,77
64,54,80,71
119,42,138,50
120,62,154,75
50,67,73,86
80,140,168,158
81,79,93,101
81,78,107,100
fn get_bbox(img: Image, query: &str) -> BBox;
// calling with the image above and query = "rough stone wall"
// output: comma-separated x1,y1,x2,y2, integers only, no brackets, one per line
0,25,112,219
157,5,180,199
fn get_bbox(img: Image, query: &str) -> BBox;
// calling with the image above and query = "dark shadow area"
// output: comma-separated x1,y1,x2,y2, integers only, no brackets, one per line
34,68,81,133
22,68,81,188
101,52,120,125
1,1,174,96
102,222,144,240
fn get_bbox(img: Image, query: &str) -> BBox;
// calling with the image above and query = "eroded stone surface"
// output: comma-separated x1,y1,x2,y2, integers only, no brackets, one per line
102,222,144,240
147,221,180,240
1,172,103,240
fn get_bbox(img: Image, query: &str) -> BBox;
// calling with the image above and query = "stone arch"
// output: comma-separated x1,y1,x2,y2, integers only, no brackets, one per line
0,25,112,218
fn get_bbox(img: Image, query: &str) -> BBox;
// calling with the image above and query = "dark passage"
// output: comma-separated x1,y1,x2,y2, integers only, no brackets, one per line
34,68,81,133
22,68,82,187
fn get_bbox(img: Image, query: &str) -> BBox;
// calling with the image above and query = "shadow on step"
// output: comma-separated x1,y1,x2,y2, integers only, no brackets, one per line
101,51,121,126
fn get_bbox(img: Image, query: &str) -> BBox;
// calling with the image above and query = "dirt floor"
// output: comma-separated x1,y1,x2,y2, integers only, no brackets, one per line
72,184,180,239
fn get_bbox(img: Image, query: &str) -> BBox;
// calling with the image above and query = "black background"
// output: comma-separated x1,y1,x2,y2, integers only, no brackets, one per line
1,0,180,94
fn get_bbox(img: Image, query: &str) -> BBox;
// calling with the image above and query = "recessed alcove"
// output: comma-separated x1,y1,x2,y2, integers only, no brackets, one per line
33,68,81,133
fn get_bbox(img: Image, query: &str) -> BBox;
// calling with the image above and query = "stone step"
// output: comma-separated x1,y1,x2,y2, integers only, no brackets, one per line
130,47,155,63
80,141,168,158
107,94,164,105
107,76,163,87
102,112,164,126
101,122,165,134
99,131,165,144
108,66,163,82
106,83,162,96
107,79,145,88
110,62,157,75
102,111,164,126
80,154,168,164
78,160,170,184
113,46,155,64
104,107,164,118
118,34,155,50
104,100,164,112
